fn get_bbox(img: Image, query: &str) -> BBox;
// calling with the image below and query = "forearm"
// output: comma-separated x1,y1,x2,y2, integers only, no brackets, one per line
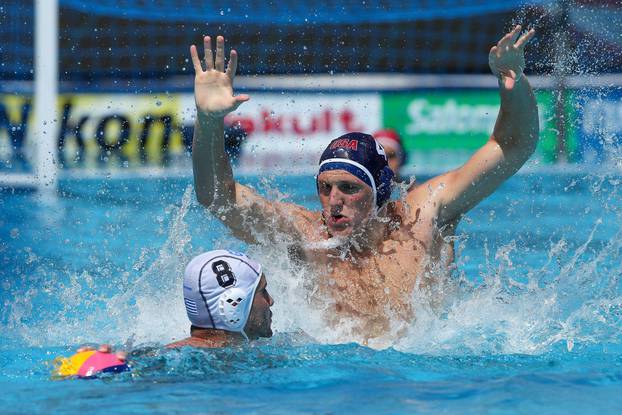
492,76,539,162
192,112,236,209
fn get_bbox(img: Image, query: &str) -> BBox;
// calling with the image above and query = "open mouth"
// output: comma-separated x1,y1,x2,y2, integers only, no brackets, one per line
329,214,350,226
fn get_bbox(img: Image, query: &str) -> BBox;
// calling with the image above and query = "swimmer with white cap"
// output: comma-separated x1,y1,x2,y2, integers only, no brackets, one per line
190,28,539,340
75,250,274,358
167,250,274,348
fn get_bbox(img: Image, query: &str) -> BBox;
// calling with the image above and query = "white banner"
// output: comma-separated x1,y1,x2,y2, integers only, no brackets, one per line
183,93,382,173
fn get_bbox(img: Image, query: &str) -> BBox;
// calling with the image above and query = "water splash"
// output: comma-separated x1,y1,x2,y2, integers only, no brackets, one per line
394,219,622,355
3,185,196,347
102,185,195,345
3,171,622,357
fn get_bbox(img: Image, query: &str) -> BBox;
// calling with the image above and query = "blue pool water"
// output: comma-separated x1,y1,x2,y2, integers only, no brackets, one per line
1,170,622,414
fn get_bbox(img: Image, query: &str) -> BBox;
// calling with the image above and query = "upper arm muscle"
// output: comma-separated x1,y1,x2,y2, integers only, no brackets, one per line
412,137,526,226
214,183,311,244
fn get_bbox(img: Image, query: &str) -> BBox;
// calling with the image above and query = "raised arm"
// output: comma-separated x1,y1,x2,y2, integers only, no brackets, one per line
190,36,312,243
412,25,539,226
191,35,248,209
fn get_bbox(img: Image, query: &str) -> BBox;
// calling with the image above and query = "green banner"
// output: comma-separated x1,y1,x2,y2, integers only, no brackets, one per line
381,90,563,163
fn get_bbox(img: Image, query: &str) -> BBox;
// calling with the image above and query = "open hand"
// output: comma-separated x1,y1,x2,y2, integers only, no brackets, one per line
488,25,535,90
77,343,127,362
190,35,250,118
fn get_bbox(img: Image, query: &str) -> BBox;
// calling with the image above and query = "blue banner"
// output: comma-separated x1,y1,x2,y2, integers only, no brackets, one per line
575,88,622,163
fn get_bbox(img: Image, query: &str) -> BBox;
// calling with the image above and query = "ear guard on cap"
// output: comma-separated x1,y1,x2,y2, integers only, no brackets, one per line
218,287,251,330
376,166,394,207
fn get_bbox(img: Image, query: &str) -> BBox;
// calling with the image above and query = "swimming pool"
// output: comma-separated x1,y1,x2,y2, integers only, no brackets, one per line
1,169,622,414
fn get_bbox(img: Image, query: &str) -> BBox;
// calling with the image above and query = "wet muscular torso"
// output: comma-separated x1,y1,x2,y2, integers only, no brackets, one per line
291,199,453,340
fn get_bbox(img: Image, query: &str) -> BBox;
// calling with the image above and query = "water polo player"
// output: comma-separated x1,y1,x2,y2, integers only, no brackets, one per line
190,27,538,341
373,129,407,180
167,249,274,348
55,250,274,377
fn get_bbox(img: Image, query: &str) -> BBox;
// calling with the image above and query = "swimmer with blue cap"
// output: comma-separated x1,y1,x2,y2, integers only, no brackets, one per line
190,27,539,340
315,131,395,240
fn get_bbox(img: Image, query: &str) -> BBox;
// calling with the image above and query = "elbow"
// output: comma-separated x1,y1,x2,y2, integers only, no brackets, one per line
525,129,540,157
515,138,538,165
514,136,538,168
514,126,540,157
195,187,234,215
194,186,215,209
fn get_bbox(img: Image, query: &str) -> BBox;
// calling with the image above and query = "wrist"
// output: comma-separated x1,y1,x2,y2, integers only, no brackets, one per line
197,110,225,123
496,70,525,88
512,70,524,85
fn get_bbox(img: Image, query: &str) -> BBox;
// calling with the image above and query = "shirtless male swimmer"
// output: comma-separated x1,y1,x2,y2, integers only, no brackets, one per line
190,26,539,341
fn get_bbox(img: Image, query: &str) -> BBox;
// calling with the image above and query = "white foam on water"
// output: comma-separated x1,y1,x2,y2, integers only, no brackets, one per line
100,185,196,345
392,216,622,355
6,178,621,355
4,186,195,347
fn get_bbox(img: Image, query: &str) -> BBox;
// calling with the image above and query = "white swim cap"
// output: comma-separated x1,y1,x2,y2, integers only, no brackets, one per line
183,250,262,339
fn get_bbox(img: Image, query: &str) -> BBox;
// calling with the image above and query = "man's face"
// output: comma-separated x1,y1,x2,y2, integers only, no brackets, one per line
245,274,274,339
317,170,375,237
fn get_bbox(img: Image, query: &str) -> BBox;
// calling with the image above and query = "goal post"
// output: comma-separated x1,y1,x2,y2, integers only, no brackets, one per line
0,0,58,192
33,0,59,192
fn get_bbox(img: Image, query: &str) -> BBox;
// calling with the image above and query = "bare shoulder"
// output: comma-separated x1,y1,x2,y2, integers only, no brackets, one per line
165,337,223,349
401,174,451,223
230,182,319,242
274,201,321,237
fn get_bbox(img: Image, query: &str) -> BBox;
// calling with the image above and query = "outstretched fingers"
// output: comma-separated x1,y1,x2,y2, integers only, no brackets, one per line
215,36,225,72
510,25,522,44
498,25,519,49
497,29,514,49
515,28,536,49
190,45,203,73
204,36,214,70
193,35,238,75
226,49,239,79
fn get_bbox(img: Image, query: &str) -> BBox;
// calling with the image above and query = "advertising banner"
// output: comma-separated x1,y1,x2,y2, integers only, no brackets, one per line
0,93,191,170
381,90,560,169
574,88,622,163
0,88,597,175
0,93,380,174
216,93,381,173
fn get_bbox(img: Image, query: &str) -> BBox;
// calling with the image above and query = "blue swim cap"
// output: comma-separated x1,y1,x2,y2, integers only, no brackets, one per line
318,132,394,207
